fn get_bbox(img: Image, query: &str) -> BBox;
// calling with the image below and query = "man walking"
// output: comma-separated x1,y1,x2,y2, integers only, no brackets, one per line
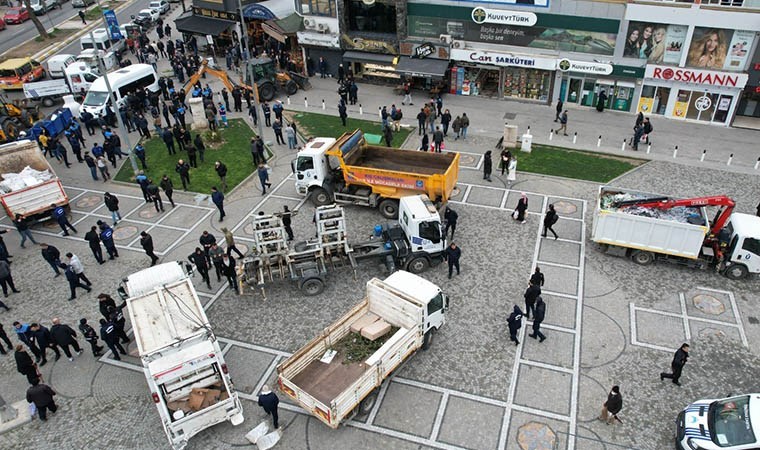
557,110,569,136
189,247,212,289
65,252,91,287
542,204,559,239
40,243,62,276
51,204,77,236
62,262,92,300
432,126,444,153
140,231,160,266
160,175,175,207
99,318,127,360
281,205,294,241
211,187,225,221
258,163,271,195
507,305,523,345
444,242,461,279
98,221,119,260
13,214,37,248
78,9,86,24
443,206,458,238
0,259,19,298
660,343,689,386
108,303,130,345
220,254,238,294
199,230,216,266
30,323,60,365
78,318,104,357
0,322,13,355
50,318,83,361
528,296,546,342
162,127,176,154
523,280,541,319
26,378,57,422
147,179,164,212
84,226,105,264
554,98,563,122
257,385,280,430
175,159,191,190
221,227,244,258
214,161,228,191
103,192,121,225
599,386,623,425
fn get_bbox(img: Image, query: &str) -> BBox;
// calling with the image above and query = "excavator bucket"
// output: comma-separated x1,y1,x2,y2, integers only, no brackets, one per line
288,72,311,90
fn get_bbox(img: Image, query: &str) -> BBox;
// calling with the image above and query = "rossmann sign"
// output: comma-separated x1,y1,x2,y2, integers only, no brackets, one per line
645,65,748,89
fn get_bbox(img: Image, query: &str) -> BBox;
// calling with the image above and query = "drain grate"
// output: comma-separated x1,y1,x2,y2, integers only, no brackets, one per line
503,112,517,120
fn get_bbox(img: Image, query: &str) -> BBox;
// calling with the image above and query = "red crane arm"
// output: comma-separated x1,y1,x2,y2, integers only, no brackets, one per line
617,195,736,235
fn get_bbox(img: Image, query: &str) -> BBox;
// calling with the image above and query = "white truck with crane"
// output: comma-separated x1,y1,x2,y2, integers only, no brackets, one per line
238,195,447,297
120,261,244,450
277,270,448,428
592,186,760,279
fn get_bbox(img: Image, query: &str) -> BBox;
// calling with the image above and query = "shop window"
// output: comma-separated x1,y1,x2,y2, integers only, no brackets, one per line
298,0,336,17
347,0,396,34
502,68,550,101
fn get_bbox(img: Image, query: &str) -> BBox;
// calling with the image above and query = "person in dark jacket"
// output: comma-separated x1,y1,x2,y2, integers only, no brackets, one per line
13,213,38,248
103,192,121,225
13,322,41,361
97,293,116,320
62,263,92,300
211,187,225,221
78,318,104,357
99,318,126,360
175,159,191,190
443,207,458,238
258,163,271,195
220,254,238,293
661,343,689,386
528,296,546,342
84,226,105,264
599,385,623,424
107,303,130,344
0,322,13,355
26,378,58,421
440,109,451,136
160,175,175,207
542,204,559,239
514,193,528,223
420,133,429,152
257,385,280,429
40,243,62,276
0,259,19,298
146,179,164,212
416,108,426,136
507,305,523,345
483,150,493,182
140,231,159,266
281,205,294,241
383,125,393,147
51,204,77,236
162,127,176,154
432,126,444,153
98,221,118,259
214,161,228,192
444,242,461,279
199,230,216,266
30,323,60,366
189,247,212,289
194,134,206,163
530,267,545,287
523,281,541,319
15,345,38,383
262,102,271,127
50,318,83,361
84,152,98,181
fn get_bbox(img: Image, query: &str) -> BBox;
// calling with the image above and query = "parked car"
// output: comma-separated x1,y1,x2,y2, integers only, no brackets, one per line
149,0,169,14
72,0,96,7
676,394,760,450
133,9,158,26
30,0,61,15
3,8,30,24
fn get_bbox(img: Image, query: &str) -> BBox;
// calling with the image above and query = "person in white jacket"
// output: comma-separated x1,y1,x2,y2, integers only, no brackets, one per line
65,252,91,287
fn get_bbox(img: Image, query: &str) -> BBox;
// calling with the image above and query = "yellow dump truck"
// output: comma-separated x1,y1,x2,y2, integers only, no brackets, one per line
293,129,459,218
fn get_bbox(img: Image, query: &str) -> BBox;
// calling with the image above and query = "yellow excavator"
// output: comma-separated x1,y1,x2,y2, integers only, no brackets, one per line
0,95,40,143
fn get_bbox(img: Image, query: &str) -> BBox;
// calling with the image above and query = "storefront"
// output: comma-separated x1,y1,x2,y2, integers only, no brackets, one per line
396,42,451,93
176,11,238,49
342,51,399,83
637,65,748,125
556,62,644,112
449,48,556,101
735,47,760,126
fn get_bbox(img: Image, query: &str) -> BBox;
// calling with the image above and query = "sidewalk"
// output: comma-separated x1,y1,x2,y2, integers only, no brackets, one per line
276,77,760,175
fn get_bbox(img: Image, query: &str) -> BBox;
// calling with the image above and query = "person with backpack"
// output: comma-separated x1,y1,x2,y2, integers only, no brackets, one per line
507,305,524,345
78,318,104,357
542,204,559,239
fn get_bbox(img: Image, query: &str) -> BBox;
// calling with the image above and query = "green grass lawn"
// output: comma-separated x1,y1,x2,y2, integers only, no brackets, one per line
284,111,411,148
511,144,644,183
115,119,259,194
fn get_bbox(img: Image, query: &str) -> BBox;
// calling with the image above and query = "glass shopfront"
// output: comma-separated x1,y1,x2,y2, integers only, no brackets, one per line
638,84,738,124
561,76,635,111
502,68,552,101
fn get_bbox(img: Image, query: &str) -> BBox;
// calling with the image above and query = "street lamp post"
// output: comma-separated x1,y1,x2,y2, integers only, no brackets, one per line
88,30,139,175
237,0,264,138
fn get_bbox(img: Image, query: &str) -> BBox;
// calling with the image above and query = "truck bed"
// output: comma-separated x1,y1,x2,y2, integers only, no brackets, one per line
290,350,367,406
344,146,455,175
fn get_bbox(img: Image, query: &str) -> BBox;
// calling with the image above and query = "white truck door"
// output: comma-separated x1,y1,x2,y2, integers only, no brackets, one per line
733,236,760,273
424,291,446,331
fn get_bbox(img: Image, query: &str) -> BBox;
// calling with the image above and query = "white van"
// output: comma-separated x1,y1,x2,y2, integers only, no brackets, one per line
46,54,76,79
676,394,760,450
77,48,118,73
82,64,158,118
80,28,126,55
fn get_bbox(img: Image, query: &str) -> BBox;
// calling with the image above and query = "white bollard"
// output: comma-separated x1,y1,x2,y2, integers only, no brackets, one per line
673,146,678,158
378,107,382,120
304,97,308,108
646,144,651,154
322,99,325,110
359,104,363,115
755,158,760,170
700,150,706,162
727,153,733,166
527,126,531,133
549,129,554,141
572,132,577,144
287,96,291,106
621,139,626,151
597,135,602,147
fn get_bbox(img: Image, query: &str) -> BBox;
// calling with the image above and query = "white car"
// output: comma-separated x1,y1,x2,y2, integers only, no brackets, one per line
676,394,760,450
135,8,159,26
149,0,169,14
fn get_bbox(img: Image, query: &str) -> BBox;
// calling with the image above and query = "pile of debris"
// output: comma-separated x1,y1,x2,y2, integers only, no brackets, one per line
600,192,705,225
0,166,53,193
334,327,400,364
166,384,230,417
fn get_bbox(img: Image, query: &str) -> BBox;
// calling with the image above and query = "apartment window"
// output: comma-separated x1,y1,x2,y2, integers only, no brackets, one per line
347,0,396,34
298,0,336,17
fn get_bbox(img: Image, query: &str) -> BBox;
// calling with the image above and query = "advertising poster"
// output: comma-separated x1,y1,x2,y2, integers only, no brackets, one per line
686,28,754,72
673,90,690,118
724,30,755,71
622,21,686,64
103,9,123,41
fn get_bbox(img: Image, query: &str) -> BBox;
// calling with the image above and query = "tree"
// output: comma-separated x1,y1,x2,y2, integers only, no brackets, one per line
22,0,50,40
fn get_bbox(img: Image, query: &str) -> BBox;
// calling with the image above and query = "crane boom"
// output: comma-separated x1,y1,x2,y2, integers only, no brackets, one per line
614,195,736,236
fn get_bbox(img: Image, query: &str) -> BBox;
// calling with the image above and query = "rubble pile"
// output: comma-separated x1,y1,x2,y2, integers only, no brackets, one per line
601,192,706,225
0,166,54,193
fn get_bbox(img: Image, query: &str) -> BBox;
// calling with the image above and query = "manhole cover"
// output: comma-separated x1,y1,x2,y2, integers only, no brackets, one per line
504,112,517,120
112,225,138,241
693,294,725,315
517,422,556,450
139,207,160,219
553,201,577,215
76,195,101,208
698,328,726,339
459,154,476,165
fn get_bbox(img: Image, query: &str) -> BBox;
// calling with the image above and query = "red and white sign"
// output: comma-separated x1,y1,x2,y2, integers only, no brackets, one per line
645,65,748,89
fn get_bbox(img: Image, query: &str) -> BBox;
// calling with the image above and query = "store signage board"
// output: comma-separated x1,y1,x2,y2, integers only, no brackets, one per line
450,48,555,70
297,31,341,49
645,65,748,88
458,0,548,7
557,58,612,75
414,43,436,59
471,7,537,26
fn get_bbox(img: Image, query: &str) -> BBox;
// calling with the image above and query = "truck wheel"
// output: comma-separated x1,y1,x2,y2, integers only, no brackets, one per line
406,257,429,274
285,80,298,96
422,328,436,350
378,199,399,219
301,277,325,296
258,82,275,102
725,264,748,280
631,250,655,266
358,390,379,416
310,187,331,206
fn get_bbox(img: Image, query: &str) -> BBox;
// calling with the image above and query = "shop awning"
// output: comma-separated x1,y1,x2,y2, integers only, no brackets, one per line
242,0,296,20
262,13,303,44
342,51,396,65
174,15,235,37
395,57,450,79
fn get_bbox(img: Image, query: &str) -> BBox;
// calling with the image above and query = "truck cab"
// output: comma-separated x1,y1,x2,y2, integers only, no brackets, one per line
64,63,99,94
722,213,760,280
676,394,760,450
293,137,337,201
77,48,119,73
398,195,445,256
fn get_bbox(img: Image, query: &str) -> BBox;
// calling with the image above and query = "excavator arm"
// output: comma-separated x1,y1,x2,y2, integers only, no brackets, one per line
613,195,736,236
183,60,252,96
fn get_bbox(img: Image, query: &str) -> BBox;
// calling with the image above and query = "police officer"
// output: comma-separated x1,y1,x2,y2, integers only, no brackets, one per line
98,221,118,260
444,242,461,279
507,305,524,346
108,303,130,345
51,204,77,236
99,318,126,360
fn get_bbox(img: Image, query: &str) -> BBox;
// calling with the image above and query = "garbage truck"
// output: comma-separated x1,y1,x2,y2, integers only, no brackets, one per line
592,186,760,280
0,139,68,221
293,129,459,218
121,261,244,450
277,270,448,428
